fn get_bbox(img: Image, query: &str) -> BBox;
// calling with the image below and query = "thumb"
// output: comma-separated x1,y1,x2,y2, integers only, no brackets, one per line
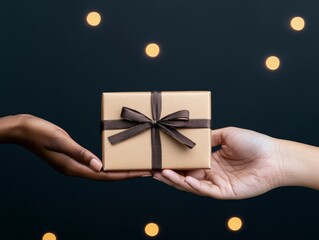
211,128,225,147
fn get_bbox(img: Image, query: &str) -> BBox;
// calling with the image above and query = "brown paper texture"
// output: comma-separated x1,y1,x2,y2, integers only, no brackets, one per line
102,91,211,171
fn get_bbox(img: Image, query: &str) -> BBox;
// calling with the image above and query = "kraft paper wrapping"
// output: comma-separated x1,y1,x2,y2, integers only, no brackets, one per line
101,91,211,171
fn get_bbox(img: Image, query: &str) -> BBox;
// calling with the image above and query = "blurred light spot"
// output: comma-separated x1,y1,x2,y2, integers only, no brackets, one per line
86,12,101,26
290,16,305,31
144,222,159,237
265,56,280,70
227,217,243,231
145,43,160,58
42,232,57,240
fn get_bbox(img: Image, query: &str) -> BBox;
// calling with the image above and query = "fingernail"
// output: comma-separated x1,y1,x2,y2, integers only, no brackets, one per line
153,176,160,181
185,176,194,184
142,174,152,177
162,169,171,176
89,158,102,171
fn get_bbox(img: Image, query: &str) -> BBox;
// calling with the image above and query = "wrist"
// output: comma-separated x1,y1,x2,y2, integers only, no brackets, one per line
0,114,32,144
276,138,319,189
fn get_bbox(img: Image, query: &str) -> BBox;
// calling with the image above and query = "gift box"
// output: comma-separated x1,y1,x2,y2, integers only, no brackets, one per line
101,91,211,171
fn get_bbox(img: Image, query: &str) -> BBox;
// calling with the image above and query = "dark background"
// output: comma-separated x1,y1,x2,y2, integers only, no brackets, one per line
1,0,319,239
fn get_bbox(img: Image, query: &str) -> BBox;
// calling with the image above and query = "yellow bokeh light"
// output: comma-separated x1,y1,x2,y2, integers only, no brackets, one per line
265,56,280,70
144,222,159,237
86,12,101,27
145,43,160,58
290,16,305,31
42,232,57,240
227,217,243,231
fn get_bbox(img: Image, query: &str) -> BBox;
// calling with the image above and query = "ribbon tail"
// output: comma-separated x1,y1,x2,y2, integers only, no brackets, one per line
108,123,151,145
158,124,196,149
151,127,162,170
101,120,139,130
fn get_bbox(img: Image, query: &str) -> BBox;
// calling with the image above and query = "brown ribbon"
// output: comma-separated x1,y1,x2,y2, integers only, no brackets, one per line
101,91,210,170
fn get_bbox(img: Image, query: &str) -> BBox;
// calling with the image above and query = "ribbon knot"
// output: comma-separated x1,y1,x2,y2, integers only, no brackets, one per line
151,120,157,126
102,91,210,170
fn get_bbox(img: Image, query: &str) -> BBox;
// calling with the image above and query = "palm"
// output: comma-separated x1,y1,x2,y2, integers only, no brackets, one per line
156,127,283,199
190,154,277,199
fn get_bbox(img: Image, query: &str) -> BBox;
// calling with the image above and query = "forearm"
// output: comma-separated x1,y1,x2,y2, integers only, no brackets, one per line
277,139,319,190
0,115,25,144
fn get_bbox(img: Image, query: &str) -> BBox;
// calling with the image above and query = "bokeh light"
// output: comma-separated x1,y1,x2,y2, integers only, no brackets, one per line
227,217,243,231
290,16,305,31
265,56,280,70
42,232,57,240
145,43,160,58
86,12,101,26
144,222,159,237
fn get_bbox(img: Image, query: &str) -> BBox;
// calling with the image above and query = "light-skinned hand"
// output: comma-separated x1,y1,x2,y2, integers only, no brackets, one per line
154,127,284,199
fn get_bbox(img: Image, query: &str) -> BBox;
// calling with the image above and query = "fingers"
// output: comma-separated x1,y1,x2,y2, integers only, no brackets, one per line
154,170,204,196
154,170,226,199
80,168,152,181
184,176,223,199
153,172,184,191
50,131,102,171
45,150,151,181
95,170,152,181
68,142,102,172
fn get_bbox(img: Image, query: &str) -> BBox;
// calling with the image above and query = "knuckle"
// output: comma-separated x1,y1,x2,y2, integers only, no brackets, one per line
49,129,69,151
51,128,69,139
74,147,88,162
17,114,34,120
224,126,239,137
17,114,35,132
225,126,237,132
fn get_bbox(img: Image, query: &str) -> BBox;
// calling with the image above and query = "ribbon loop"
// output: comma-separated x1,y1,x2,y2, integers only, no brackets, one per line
121,107,151,123
160,110,190,121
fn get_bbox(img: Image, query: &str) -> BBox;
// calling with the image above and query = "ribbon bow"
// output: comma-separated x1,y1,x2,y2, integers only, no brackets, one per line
102,91,210,170
108,106,196,148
